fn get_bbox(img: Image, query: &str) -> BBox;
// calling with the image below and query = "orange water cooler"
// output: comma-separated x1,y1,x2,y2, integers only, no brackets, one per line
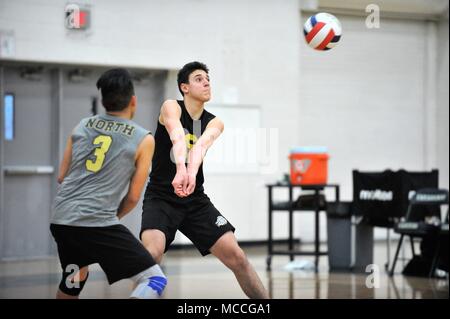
289,147,329,185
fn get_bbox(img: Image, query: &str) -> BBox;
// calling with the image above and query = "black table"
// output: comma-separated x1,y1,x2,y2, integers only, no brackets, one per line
266,183,340,271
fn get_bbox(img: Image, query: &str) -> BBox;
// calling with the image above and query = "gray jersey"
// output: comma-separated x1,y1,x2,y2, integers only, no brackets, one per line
51,114,150,227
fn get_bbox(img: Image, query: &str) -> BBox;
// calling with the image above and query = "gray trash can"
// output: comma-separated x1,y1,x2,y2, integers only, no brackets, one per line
352,219,374,273
326,202,352,271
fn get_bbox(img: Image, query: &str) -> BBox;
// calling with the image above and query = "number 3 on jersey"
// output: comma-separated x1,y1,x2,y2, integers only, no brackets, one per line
86,135,113,173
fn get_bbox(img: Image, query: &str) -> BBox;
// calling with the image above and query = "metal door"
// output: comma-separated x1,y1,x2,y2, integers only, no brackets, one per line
1,66,56,259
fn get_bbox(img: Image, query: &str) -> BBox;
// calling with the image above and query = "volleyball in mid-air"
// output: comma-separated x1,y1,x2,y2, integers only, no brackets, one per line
303,13,342,51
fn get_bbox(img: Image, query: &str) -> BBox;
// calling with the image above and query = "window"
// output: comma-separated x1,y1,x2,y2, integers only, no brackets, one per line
4,93,14,141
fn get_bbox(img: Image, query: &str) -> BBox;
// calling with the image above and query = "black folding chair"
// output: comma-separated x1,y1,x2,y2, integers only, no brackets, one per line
430,210,449,276
389,188,449,277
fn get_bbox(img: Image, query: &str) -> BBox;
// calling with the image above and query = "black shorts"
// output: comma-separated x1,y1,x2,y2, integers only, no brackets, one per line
50,223,155,285
140,191,235,256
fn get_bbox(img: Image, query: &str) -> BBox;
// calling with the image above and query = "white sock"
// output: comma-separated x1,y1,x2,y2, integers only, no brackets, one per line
130,265,167,299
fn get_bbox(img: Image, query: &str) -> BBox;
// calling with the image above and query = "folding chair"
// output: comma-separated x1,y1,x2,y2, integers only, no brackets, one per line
389,188,449,277
430,210,449,277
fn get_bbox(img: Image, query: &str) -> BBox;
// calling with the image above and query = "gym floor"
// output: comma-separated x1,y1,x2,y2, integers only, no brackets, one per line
0,241,448,299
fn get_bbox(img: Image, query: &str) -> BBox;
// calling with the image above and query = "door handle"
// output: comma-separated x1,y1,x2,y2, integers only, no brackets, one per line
3,165,54,175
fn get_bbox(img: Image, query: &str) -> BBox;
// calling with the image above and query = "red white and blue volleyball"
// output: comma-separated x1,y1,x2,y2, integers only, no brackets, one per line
303,13,342,51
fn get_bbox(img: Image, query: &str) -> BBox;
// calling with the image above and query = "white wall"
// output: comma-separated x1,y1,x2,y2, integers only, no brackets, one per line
296,11,449,241
0,0,302,243
1,0,448,244
436,14,449,190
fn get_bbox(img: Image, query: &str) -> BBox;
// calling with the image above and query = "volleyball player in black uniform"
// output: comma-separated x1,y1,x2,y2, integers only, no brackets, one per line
140,62,269,299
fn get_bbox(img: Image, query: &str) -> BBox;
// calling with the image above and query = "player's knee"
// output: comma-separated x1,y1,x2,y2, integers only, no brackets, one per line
144,244,164,263
226,247,249,271
130,264,167,299
142,230,165,263
77,266,89,281
58,271,89,297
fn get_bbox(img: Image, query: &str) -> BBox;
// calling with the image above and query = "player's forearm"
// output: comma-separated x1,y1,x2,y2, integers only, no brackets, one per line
187,138,210,175
167,124,187,172
172,138,188,172
187,126,222,175
58,137,73,183
57,165,70,184
57,164,70,184
116,195,139,220
57,173,66,184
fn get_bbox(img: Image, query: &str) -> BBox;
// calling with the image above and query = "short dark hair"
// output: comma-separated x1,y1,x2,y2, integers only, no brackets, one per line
96,68,135,111
177,61,209,96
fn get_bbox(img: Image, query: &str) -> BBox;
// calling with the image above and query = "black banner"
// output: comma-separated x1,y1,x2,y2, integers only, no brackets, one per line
353,169,438,227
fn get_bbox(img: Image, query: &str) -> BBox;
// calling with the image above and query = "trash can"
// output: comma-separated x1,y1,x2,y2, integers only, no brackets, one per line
326,201,352,271
352,221,374,273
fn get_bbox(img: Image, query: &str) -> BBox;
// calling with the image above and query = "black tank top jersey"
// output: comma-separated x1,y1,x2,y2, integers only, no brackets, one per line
146,100,216,197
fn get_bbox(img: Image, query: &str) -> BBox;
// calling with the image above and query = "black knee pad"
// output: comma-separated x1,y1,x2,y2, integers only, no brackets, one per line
59,271,89,296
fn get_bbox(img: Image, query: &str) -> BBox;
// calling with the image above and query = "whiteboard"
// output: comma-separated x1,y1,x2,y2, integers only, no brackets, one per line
203,104,262,174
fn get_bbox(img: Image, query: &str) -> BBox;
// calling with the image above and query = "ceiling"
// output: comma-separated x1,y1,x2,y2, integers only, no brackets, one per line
301,0,449,20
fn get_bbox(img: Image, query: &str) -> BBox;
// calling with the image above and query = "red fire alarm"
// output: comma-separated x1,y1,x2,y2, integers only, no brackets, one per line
65,4,91,30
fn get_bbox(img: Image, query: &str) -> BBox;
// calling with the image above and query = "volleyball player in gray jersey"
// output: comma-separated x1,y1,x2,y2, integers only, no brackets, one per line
50,68,166,299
